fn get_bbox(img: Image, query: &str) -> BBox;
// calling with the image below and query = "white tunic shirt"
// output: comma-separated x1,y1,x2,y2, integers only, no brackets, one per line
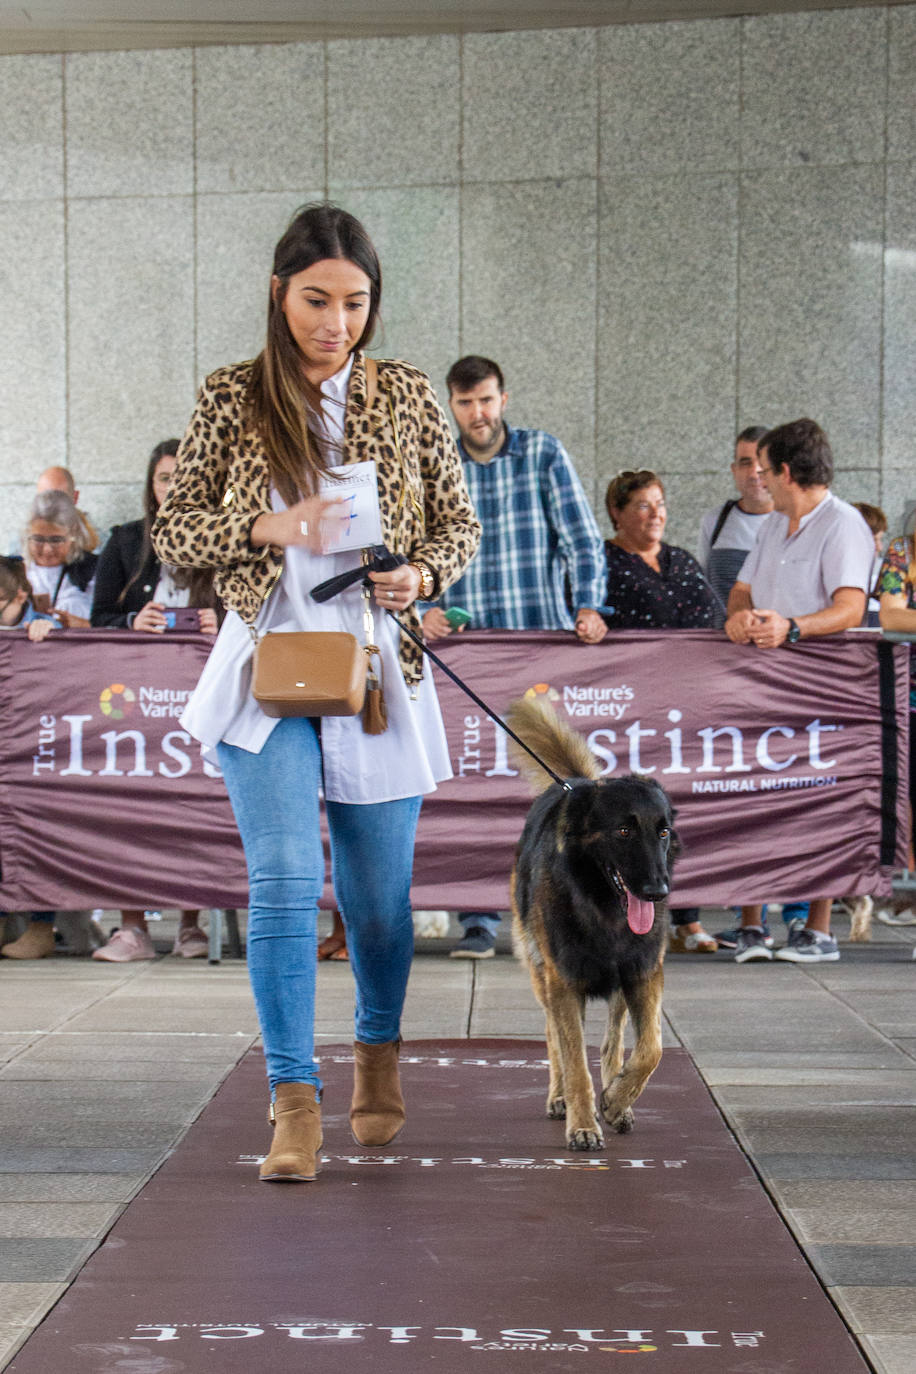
179,355,452,804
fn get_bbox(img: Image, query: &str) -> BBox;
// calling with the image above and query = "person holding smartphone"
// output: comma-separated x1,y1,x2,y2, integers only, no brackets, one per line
89,439,221,963
90,439,220,636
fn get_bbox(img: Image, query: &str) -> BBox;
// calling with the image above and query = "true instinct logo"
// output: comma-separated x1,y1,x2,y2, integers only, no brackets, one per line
129,1323,765,1352
454,709,842,781
32,713,220,780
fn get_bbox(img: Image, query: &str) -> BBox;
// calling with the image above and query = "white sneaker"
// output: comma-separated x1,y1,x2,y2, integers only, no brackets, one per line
875,905,916,926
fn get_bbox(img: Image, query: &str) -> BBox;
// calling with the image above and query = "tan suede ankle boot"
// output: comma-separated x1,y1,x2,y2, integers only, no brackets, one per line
1,921,55,960
350,1040,405,1146
259,1082,322,1182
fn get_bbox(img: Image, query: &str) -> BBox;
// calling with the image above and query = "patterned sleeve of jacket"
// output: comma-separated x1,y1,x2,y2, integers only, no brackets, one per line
151,364,277,572
543,437,606,612
382,362,480,596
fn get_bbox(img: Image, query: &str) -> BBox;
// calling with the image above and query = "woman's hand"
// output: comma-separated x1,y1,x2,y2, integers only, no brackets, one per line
54,611,90,629
369,563,422,613
27,619,54,642
197,608,218,636
250,495,349,555
133,601,167,634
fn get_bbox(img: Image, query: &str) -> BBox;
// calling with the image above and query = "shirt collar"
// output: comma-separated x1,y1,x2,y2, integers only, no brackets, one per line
795,489,832,530
320,351,355,402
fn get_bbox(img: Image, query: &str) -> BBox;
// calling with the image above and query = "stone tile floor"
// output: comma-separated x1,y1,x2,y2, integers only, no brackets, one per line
0,908,913,1372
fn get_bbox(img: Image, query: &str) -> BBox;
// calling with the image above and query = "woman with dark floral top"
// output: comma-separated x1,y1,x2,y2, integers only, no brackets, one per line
602,470,721,630
602,469,720,952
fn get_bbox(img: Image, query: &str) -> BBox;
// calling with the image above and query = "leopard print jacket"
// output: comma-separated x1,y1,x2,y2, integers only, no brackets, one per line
151,352,481,688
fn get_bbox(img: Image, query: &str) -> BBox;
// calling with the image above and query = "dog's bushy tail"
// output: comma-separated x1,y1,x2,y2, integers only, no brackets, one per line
505,697,600,793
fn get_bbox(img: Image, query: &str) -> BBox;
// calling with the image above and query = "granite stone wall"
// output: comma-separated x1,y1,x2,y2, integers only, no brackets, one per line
0,6,914,556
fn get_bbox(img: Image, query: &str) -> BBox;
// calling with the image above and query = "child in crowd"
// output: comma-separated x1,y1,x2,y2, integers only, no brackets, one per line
853,501,888,630
0,558,57,959
0,556,57,642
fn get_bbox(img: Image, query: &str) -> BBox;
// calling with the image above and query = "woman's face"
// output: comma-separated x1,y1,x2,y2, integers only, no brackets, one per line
27,519,74,567
0,586,28,626
613,483,667,549
152,454,177,508
276,257,372,381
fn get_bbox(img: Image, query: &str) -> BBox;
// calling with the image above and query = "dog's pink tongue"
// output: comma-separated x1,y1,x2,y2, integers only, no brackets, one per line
626,890,655,935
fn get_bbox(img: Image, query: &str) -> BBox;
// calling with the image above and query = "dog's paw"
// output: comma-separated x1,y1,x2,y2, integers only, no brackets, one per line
566,1125,604,1151
599,1087,635,1134
609,1107,635,1134
546,1094,566,1119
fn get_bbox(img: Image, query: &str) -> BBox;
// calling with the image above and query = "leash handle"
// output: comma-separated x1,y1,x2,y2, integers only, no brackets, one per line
387,612,572,792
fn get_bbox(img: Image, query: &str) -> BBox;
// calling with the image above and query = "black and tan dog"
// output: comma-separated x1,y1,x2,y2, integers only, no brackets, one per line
506,697,679,1151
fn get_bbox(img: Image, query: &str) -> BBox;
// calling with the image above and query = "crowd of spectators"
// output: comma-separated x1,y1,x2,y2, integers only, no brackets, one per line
0,358,912,964
0,442,224,963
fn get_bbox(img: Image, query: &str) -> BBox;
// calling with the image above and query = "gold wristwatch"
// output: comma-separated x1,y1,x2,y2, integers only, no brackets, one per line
410,561,436,600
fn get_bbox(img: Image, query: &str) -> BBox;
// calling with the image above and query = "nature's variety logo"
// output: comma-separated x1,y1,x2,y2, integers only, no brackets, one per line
99,683,136,720
523,682,560,703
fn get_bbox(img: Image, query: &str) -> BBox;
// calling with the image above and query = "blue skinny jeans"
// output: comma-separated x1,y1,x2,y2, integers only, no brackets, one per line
218,717,421,1097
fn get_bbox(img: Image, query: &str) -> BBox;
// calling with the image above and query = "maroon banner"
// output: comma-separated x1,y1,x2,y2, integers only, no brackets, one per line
0,629,907,913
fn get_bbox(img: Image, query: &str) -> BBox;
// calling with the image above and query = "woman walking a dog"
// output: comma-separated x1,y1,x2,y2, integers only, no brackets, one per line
153,203,480,1182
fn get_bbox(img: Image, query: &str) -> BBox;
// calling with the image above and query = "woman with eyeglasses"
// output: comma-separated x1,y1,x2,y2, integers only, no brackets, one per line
603,469,720,631
603,468,721,954
23,490,98,628
88,438,220,964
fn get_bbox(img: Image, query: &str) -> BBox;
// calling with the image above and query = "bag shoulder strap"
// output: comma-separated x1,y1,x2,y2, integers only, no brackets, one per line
709,498,739,549
364,355,379,409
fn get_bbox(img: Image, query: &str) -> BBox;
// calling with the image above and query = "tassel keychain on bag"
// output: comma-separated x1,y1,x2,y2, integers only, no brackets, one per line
360,584,388,735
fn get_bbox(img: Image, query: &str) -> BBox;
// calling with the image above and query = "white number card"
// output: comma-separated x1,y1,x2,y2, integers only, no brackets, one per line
318,461,383,553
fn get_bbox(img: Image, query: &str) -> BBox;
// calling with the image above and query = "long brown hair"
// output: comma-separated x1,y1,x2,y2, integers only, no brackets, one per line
246,203,382,506
120,440,220,612
118,439,180,605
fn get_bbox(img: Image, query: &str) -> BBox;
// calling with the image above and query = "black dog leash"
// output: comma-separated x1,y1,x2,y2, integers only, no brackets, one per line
386,612,572,793
310,552,572,791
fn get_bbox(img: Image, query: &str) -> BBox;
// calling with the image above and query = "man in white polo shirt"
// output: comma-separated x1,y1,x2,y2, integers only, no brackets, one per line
724,417,874,964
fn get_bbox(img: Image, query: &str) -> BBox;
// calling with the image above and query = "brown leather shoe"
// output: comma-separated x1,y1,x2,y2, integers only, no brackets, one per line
350,1040,405,1146
1,921,55,960
259,1082,322,1182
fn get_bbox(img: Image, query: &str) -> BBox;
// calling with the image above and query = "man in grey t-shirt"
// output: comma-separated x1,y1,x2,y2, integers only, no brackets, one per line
724,418,873,966
697,427,773,613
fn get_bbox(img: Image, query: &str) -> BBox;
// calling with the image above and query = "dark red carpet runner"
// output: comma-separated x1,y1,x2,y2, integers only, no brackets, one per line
9,1041,866,1372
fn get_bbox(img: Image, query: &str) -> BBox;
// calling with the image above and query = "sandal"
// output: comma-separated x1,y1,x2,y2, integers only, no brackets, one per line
317,932,349,961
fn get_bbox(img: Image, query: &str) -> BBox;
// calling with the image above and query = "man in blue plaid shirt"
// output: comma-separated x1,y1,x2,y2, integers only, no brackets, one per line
423,355,608,957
